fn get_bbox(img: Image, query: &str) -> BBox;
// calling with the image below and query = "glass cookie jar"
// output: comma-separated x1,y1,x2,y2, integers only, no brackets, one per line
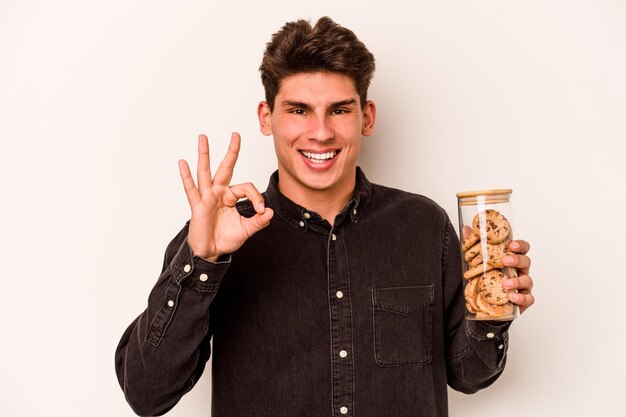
456,189,519,321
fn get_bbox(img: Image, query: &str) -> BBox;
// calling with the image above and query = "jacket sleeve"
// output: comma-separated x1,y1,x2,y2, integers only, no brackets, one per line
115,222,230,416
442,218,512,394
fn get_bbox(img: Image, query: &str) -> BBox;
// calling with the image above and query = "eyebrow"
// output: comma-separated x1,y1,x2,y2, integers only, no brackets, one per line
330,99,358,108
281,98,358,110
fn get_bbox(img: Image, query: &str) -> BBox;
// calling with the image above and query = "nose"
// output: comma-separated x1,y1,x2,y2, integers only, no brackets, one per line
308,113,335,142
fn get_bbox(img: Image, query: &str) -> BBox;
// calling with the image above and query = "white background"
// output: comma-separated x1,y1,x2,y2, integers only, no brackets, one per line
1,1,625,416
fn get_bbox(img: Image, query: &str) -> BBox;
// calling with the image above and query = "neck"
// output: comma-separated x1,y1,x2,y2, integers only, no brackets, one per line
277,172,356,225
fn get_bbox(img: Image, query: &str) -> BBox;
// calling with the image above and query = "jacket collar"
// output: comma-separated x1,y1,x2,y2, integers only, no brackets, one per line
264,166,372,231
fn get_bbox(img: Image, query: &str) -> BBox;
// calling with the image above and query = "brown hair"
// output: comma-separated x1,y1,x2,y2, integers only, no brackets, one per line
259,16,375,110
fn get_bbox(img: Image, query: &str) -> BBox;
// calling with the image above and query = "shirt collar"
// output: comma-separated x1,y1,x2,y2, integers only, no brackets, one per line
264,166,372,231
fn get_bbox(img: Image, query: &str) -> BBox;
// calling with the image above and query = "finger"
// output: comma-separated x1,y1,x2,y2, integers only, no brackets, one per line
502,275,534,292
462,225,473,239
508,291,535,312
241,208,274,237
197,134,212,191
229,182,265,212
213,132,241,186
178,159,201,206
502,253,531,275
509,239,530,255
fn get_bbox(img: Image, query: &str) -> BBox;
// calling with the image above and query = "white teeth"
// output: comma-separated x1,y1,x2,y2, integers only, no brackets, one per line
301,151,337,161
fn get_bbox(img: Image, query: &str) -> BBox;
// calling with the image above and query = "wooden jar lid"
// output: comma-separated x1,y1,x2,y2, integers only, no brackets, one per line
456,189,512,205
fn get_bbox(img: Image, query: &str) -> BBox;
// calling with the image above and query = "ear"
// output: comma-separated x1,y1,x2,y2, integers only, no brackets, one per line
361,100,376,136
257,101,272,136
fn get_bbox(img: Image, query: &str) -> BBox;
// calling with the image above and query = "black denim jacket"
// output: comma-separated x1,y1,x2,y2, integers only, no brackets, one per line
116,168,510,417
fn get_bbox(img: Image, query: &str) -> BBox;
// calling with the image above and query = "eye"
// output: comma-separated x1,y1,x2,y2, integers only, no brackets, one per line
290,108,306,115
331,108,349,115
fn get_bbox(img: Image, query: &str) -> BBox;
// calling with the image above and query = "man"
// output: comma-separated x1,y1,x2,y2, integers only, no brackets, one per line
115,17,534,417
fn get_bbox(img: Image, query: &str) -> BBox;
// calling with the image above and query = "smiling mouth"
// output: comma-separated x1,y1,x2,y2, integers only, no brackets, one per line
300,150,339,163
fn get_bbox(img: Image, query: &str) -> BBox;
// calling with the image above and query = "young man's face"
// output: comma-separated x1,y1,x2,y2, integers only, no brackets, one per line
258,72,376,203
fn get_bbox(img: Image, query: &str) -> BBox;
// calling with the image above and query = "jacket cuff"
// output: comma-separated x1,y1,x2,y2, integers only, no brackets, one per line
465,320,510,370
170,239,231,292
465,320,511,341
145,240,231,346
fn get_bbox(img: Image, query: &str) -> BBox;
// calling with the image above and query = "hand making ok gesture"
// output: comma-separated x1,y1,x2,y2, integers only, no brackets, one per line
178,133,274,262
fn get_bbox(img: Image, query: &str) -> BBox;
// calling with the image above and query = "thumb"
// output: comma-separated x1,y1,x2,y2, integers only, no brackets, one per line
241,208,274,236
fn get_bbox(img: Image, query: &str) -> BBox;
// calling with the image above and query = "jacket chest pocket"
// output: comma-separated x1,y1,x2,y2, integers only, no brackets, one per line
372,285,434,366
